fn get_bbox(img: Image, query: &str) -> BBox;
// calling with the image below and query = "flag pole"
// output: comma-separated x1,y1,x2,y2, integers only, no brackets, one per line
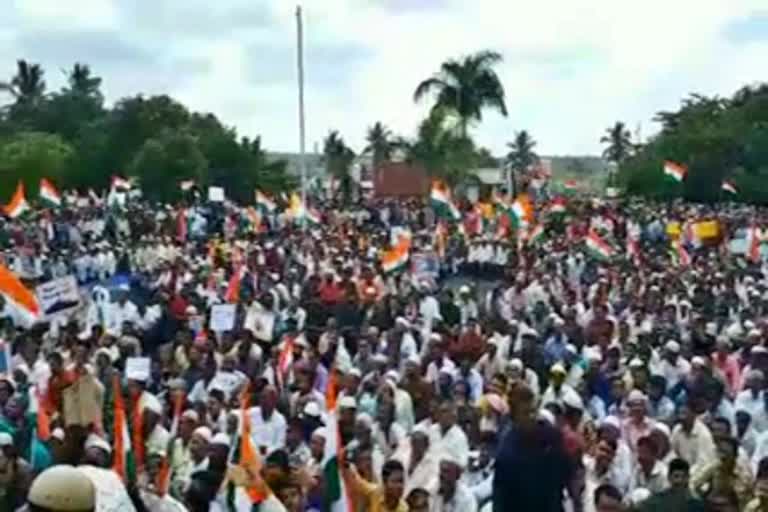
296,5,307,230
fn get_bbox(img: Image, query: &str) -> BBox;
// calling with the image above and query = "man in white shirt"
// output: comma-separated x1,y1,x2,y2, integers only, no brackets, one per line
429,402,469,470
393,426,438,494
107,286,140,336
670,402,717,472
430,455,477,512
250,386,287,455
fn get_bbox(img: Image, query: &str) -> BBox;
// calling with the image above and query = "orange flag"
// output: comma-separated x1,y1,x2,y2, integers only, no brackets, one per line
239,385,267,503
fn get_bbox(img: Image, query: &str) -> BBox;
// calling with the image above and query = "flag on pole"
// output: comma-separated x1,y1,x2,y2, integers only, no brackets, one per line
563,180,578,193
670,239,691,267
323,371,353,512
663,161,687,182
746,225,762,264
526,224,545,246
430,181,461,222
112,374,136,483
585,229,615,261
39,179,62,207
277,336,295,388
255,190,277,213
546,196,567,215
157,392,184,496
225,266,246,303
287,193,321,225
380,232,411,273
238,385,268,503
4,181,29,219
508,194,534,229
0,264,40,326
721,180,737,195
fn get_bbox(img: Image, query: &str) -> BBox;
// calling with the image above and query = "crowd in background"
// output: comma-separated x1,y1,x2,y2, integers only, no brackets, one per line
3,190,768,512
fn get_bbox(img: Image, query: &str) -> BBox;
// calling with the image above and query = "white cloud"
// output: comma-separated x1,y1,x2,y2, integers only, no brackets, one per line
2,0,768,156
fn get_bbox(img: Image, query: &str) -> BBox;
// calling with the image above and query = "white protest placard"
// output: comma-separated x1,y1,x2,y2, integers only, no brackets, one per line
208,186,225,202
35,275,81,319
210,304,236,332
125,357,151,381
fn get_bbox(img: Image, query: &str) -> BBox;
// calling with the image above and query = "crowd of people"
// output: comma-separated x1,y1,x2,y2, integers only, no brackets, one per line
1,187,768,512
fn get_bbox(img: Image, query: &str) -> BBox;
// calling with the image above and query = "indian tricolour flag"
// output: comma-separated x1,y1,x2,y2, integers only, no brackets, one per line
430,181,461,222
323,372,353,512
721,180,737,195
0,264,40,327
4,182,29,219
663,161,687,182
277,336,295,387
39,179,62,207
381,232,411,273
670,239,691,267
585,229,615,261
255,190,277,213
526,224,545,245
287,193,321,225
547,197,567,215
112,374,136,483
509,194,534,229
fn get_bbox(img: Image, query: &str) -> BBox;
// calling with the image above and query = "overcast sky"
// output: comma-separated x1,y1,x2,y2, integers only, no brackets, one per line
1,1,767,156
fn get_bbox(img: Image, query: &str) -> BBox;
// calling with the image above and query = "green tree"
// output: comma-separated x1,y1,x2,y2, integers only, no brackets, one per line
402,108,477,186
0,60,46,105
0,132,74,198
475,147,498,168
600,121,633,165
323,130,356,203
364,122,393,167
127,129,207,202
414,50,507,136
506,130,539,172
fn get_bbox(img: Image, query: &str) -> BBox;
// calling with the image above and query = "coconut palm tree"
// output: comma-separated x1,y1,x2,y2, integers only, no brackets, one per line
506,130,539,172
413,50,507,136
65,63,102,99
364,122,393,167
323,130,356,203
0,60,46,104
600,121,633,165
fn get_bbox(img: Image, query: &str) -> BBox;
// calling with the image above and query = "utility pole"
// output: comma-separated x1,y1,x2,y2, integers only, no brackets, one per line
296,5,307,224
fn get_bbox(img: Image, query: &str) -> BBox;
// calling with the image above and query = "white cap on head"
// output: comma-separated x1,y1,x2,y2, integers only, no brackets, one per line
142,394,163,415
0,432,13,447
28,465,96,511
211,433,231,447
51,428,65,442
627,390,647,404
312,427,327,440
303,401,322,418
339,396,357,409
563,392,584,411
85,434,112,454
664,340,680,353
193,426,213,443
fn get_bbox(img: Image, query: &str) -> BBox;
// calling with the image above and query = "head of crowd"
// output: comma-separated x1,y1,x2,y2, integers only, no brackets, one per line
1,186,768,512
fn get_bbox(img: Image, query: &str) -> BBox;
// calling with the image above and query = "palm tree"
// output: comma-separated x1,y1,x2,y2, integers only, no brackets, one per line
505,130,539,196
402,108,477,186
323,130,356,203
506,130,539,172
364,122,393,167
414,50,507,136
600,122,633,165
0,60,46,104
65,63,102,98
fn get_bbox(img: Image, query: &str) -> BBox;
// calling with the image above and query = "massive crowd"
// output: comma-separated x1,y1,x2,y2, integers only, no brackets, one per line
2,187,768,512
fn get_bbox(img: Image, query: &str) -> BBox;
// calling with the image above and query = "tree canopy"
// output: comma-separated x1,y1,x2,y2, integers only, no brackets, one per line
0,59,294,203
618,84,768,203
